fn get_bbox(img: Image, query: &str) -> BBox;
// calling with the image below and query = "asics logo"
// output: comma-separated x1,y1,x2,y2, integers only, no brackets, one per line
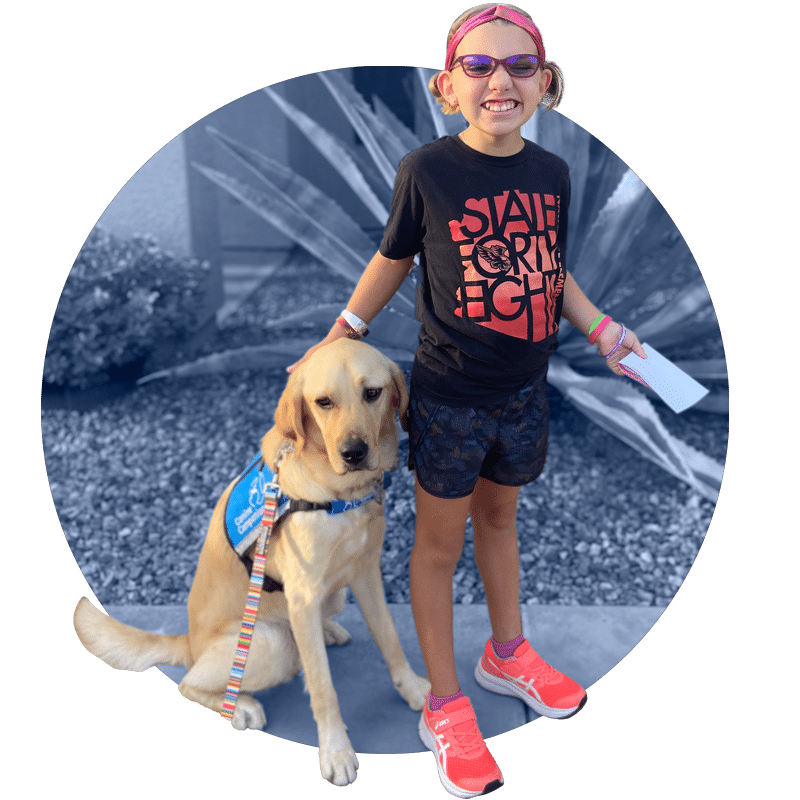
435,719,450,729
496,665,543,702
513,675,542,702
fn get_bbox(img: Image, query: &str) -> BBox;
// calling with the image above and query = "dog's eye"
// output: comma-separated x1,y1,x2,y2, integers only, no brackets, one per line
316,397,333,409
364,388,382,403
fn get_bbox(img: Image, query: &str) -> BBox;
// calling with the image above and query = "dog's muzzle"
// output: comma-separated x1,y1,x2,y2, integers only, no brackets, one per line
340,437,369,468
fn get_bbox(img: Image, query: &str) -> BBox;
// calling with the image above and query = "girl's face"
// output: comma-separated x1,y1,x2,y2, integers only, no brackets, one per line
439,21,552,156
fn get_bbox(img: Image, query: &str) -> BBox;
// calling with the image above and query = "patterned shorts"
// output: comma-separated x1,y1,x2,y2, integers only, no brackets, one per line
407,367,549,499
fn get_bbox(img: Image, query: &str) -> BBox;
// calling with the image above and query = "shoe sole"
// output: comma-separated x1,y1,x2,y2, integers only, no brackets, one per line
474,660,588,720
418,715,504,798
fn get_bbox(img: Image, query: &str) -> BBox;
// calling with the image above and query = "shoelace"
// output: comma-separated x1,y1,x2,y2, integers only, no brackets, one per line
527,657,561,685
436,718,486,759
503,651,562,686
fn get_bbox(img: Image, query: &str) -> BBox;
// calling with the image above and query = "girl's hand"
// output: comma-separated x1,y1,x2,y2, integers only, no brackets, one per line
286,327,346,373
595,322,647,378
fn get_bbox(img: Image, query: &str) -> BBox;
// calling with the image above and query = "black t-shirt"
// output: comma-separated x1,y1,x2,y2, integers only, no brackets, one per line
380,135,570,405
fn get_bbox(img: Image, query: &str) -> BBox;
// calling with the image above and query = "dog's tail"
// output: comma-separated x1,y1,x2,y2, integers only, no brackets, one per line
74,597,192,672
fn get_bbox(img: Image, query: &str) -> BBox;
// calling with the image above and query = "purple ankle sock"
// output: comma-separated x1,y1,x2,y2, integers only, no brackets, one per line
428,690,465,712
491,634,525,659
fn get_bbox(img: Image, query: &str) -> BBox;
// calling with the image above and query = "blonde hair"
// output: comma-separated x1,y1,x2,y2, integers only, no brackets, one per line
428,3,564,115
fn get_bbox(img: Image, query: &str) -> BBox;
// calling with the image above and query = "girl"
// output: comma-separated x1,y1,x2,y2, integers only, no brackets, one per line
291,4,646,796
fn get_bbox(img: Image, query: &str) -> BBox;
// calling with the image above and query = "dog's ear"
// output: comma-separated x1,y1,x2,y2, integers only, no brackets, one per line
388,361,410,432
273,368,307,451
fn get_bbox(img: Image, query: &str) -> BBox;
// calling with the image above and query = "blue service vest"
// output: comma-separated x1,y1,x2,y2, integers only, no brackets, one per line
223,452,392,560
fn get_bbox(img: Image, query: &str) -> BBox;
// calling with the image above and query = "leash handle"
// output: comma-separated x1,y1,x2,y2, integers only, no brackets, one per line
220,486,279,722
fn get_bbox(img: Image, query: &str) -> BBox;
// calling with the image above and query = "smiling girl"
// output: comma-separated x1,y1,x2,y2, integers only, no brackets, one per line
291,4,646,795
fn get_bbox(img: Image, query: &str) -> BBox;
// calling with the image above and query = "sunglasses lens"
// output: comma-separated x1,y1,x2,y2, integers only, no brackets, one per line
462,55,495,77
506,55,539,76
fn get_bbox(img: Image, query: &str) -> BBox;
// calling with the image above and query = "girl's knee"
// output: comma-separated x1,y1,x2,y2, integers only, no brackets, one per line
412,525,464,573
413,482,471,569
473,505,517,533
470,480,521,533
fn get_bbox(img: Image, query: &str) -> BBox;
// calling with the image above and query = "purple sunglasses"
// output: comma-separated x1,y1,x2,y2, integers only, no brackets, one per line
450,53,543,78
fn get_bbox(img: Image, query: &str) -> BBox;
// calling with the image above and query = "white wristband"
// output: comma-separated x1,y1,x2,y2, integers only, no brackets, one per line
340,309,369,337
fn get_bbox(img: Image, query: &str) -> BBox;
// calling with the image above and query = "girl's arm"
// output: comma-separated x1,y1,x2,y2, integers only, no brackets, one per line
560,271,647,376
287,250,415,372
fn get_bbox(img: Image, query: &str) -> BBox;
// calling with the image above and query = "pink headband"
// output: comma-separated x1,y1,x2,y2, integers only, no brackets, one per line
445,5,546,70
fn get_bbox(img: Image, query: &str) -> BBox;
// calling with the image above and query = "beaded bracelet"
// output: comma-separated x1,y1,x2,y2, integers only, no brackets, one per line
599,323,627,360
340,309,369,338
587,314,612,344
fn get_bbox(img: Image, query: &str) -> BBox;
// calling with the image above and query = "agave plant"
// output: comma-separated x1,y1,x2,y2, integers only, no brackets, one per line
141,67,726,501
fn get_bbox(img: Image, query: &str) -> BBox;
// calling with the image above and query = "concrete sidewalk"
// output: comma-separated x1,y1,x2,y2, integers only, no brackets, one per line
105,602,663,754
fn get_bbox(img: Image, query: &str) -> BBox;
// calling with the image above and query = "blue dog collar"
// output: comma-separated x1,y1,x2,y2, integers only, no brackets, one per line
322,472,392,515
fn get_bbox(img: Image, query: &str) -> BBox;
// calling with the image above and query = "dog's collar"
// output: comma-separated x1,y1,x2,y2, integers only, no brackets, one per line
289,472,391,517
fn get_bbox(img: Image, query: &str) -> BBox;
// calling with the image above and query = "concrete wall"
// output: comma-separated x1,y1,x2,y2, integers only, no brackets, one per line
97,133,193,257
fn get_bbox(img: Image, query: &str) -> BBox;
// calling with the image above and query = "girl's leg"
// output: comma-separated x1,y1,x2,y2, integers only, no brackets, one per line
469,477,523,644
409,478,472,698
471,478,588,719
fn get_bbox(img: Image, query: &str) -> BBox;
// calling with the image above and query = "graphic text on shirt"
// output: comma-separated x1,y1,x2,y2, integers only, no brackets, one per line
449,189,565,342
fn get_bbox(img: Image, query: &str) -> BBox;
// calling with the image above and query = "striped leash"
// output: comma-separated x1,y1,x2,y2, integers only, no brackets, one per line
220,476,281,722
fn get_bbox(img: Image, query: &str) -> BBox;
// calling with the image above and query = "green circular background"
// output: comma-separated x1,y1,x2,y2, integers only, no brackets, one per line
9,0,767,798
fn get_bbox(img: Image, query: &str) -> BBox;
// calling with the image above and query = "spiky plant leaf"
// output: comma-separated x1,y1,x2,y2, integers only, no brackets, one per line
414,67,467,139
533,113,629,258
415,67,447,139
194,163,366,285
262,303,420,362
194,160,415,315
547,357,722,500
318,70,408,188
365,308,419,361
567,174,655,302
584,202,702,322
263,304,343,330
634,280,715,343
138,339,319,384
672,359,728,381
690,392,728,414
371,94,424,156
205,126,377,266
262,86,390,226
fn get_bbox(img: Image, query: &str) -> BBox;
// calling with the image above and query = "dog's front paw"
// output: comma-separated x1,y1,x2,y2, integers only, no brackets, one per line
231,696,267,731
393,666,431,712
319,727,359,786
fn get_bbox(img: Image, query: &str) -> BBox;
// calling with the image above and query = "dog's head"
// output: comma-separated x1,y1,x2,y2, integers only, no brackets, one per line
268,339,409,477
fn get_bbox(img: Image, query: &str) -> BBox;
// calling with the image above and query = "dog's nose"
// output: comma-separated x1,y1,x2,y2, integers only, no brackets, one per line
340,438,368,467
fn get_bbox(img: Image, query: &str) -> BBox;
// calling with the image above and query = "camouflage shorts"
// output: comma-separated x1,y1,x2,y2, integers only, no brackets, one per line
407,367,549,499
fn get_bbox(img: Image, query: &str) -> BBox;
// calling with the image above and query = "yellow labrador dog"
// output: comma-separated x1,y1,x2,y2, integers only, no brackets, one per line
74,338,430,786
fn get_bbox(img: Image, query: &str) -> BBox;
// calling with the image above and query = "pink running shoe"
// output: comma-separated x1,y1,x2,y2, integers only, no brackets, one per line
418,693,504,797
475,639,587,719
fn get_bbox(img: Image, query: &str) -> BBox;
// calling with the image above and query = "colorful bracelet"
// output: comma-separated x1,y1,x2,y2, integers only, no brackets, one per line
599,323,627,359
587,313,606,335
340,309,369,338
587,314,612,344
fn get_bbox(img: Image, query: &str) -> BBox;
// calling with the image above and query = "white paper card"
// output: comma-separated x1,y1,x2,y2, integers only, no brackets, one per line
620,343,709,414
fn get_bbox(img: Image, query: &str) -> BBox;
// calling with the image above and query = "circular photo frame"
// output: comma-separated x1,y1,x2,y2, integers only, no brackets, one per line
43,66,727,758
